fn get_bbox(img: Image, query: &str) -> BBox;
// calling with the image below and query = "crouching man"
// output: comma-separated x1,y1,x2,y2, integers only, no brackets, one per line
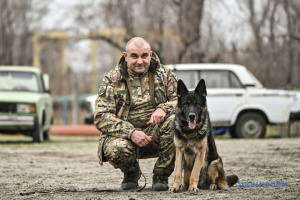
94,37,178,191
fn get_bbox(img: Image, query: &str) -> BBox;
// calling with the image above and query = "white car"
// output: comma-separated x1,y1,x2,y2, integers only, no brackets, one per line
85,64,300,138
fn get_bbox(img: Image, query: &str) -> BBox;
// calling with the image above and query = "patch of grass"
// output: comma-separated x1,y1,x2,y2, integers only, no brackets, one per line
267,122,300,138
214,122,300,140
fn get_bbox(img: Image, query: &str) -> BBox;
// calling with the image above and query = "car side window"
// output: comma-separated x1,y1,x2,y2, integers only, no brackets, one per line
173,70,198,89
200,70,242,89
229,72,243,88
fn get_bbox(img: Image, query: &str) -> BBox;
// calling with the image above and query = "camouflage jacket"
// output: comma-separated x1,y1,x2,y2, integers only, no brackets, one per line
94,52,178,139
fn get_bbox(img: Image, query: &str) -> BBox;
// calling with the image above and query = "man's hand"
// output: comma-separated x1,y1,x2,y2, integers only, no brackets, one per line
146,108,166,126
131,130,152,147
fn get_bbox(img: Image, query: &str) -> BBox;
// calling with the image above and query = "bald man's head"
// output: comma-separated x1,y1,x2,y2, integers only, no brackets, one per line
125,37,151,53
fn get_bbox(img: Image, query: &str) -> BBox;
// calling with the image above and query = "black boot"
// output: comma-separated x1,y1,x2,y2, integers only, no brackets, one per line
152,168,169,191
121,165,141,190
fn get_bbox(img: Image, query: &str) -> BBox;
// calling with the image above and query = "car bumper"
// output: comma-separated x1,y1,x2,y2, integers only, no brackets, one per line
0,116,35,126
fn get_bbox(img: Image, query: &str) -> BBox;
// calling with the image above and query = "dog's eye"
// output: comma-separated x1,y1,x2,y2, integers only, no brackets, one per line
196,102,202,108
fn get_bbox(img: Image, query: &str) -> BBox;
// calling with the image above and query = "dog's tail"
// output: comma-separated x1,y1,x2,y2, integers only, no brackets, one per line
227,174,238,187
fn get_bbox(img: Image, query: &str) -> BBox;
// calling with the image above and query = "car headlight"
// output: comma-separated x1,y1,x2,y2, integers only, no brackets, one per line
17,104,36,113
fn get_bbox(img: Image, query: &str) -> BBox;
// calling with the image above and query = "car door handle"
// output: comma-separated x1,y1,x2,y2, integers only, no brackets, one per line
235,94,243,96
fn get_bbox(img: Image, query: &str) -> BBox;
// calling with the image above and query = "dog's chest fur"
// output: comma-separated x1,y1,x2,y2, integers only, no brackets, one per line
174,119,208,167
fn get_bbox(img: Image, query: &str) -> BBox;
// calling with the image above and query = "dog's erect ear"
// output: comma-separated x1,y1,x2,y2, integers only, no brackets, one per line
195,79,207,96
177,79,189,98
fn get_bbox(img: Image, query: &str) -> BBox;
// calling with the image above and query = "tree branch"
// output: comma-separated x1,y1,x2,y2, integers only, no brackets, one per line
89,35,124,52
290,34,300,42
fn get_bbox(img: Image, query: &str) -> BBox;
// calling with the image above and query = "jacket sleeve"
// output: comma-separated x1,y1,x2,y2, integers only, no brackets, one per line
156,66,178,113
94,73,136,139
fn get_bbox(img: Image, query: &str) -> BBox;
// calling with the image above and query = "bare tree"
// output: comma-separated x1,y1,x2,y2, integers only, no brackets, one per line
282,0,300,87
227,0,300,88
173,0,205,63
0,0,14,65
0,0,48,65
60,0,300,91
247,0,271,57
70,0,206,64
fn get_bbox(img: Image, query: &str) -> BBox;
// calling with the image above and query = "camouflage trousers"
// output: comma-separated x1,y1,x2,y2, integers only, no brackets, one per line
97,114,175,176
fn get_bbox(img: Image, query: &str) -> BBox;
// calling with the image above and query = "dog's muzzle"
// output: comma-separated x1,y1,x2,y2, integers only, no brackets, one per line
188,113,196,129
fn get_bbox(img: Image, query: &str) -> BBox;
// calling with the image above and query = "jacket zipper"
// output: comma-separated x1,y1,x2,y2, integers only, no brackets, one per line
139,76,144,99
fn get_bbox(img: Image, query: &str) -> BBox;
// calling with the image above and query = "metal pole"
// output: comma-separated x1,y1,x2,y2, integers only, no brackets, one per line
63,95,68,125
72,79,80,125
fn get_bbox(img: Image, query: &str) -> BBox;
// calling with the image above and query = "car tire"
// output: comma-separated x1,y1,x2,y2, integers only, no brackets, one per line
33,124,44,143
235,113,266,138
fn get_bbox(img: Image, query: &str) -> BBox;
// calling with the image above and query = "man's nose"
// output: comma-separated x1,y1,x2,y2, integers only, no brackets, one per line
137,57,143,64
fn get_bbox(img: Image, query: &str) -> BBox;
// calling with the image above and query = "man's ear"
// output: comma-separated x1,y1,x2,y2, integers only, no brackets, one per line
177,79,189,98
123,51,128,61
195,79,207,96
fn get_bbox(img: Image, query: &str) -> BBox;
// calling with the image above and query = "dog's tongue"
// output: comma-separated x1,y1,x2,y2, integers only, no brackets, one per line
189,121,196,129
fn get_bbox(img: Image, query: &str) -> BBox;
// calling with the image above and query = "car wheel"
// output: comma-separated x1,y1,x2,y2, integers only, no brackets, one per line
235,113,266,138
33,124,44,143
43,129,50,140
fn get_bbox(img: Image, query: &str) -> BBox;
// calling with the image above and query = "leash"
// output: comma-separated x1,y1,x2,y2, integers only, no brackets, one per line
135,122,157,192
136,149,146,192
136,125,154,192
136,110,175,192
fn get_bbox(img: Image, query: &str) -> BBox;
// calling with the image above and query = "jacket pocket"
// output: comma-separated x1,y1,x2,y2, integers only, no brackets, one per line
97,134,108,166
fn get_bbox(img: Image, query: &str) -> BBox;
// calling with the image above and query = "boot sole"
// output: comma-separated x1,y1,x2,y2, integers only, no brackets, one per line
152,183,169,191
121,182,138,190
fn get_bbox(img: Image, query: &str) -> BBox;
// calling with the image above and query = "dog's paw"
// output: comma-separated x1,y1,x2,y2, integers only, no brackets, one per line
188,186,199,192
169,185,180,193
209,184,217,190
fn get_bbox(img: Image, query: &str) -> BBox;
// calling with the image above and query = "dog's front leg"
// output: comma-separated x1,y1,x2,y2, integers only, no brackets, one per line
169,147,183,192
183,167,191,190
188,150,206,192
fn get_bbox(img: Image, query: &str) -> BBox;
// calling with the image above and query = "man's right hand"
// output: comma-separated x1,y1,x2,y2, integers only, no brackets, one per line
131,130,152,147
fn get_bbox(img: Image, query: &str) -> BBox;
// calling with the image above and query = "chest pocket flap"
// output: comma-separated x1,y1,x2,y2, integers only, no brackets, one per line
98,82,108,97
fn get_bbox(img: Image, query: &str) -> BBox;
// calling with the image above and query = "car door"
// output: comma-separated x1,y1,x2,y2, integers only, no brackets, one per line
199,70,245,127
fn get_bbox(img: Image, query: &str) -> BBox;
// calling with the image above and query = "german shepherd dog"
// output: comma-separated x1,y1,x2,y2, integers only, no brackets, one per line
169,79,238,192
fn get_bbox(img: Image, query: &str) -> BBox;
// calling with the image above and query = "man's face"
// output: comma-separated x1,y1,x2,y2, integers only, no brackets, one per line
124,44,152,74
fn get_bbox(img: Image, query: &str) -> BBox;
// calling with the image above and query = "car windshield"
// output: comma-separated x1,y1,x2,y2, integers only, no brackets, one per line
0,71,40,92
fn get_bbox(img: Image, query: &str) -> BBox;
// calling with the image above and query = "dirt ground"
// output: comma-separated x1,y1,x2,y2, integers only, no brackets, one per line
0,136,299,200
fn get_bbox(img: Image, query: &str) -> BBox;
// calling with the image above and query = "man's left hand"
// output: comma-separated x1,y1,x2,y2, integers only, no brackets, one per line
146,108,166,126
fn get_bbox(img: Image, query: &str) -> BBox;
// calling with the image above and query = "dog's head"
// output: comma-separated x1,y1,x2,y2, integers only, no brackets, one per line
176,79,207,130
